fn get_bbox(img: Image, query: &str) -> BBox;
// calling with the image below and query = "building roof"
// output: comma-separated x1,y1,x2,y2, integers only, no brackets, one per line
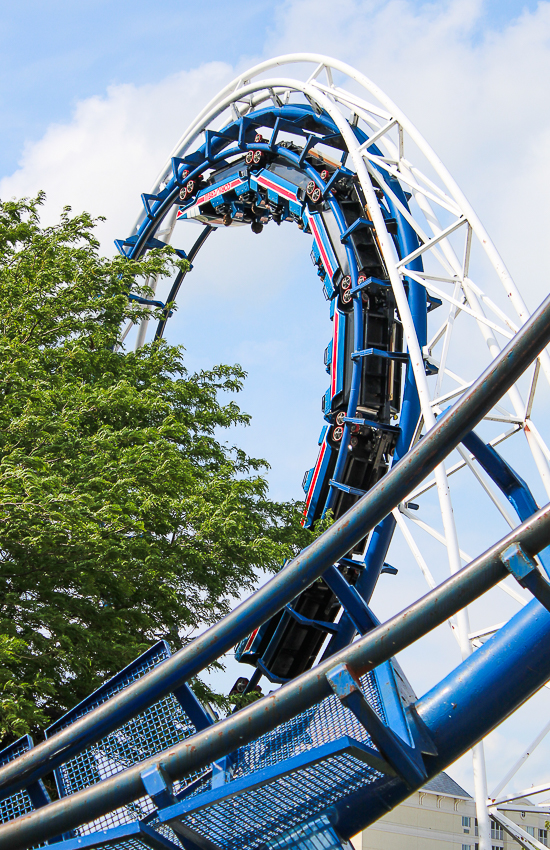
423,772,473,799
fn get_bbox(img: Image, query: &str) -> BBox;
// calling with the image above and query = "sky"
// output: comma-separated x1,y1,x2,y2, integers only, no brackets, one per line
2,0,550,807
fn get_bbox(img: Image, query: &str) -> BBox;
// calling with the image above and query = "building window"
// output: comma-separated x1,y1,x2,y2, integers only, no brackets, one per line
491,846,503,850
491,820,504,841
462,844,471,850
526,826,535,837
475,818,479,837
463,816,472,833
539,828,548,847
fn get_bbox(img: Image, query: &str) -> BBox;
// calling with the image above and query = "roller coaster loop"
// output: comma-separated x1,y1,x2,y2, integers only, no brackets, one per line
1,54,550,850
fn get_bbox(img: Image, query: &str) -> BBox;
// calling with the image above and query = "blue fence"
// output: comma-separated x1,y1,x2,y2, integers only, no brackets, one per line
0,736,36,826
41,641,398,850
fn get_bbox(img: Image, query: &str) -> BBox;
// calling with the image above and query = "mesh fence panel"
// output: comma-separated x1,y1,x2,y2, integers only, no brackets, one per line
233,671,384,779
52,643,169,733
51,643,204,836
180,750,381,850
173,671,386,850
48,647,388,849
265,813,351,850
0,737,35,825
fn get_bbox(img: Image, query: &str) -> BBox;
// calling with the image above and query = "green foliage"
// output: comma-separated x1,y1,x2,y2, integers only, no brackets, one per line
0,635,52,742
0,194,313,742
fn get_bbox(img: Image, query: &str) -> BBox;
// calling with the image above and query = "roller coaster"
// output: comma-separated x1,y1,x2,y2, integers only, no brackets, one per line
2,54,550,850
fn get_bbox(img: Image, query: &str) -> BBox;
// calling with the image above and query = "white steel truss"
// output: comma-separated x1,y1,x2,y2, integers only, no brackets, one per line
130,55,550,850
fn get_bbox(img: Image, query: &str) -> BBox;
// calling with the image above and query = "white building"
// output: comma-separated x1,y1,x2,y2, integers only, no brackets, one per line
352,773,549,850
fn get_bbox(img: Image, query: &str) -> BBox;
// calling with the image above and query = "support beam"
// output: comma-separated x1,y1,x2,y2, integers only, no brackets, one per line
3,503,550,848
2,287,550,805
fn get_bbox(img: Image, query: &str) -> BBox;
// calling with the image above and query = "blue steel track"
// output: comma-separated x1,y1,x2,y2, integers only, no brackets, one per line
1,87,550,850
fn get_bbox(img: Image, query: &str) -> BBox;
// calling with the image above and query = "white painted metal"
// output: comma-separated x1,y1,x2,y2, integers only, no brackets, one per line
491,719,550,800
494,784,550,806
490,809,548,850
496,805,550,814
125,54,550,844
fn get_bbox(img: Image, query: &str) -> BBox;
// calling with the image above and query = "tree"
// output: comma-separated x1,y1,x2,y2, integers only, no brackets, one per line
0,194,312,744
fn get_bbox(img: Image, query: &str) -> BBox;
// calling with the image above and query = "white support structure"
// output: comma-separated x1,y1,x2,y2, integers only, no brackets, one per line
490,721,550,800
127,54,550,841
494,784,550,807
489,809,548,850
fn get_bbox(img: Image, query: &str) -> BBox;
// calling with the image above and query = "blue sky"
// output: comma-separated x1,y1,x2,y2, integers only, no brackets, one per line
0,0,541,177
2,0,550,796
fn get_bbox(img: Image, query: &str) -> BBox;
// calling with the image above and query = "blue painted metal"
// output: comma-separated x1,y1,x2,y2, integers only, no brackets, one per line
263,813,353,850
0,737,41,827
159,736,385,833
140,765,177,810
2,152,550,805
284,605,340,634
4,97,550,850
4,502,550,848
322,174,425,657
462,431,539,522
351,347,408,362
45,820,183,850
462,429,550,577
500,543,550,610
153,675,390,850
322,565,377,634
44,640,212,844
326,664,427,787
331,596,550,840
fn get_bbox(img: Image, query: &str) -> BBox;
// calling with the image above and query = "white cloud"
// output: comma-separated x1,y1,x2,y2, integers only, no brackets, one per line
266,0,550,307
5,0,550,308
0,62,234,249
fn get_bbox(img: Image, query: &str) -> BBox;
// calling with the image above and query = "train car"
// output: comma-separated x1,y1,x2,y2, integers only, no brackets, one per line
177,161,257,228
301,426,337,528
249,162,308,221
173,142,408,690
235,557,362,680
302,418,400,530
232,168,407,686
319,281,404,426
306,210,341,299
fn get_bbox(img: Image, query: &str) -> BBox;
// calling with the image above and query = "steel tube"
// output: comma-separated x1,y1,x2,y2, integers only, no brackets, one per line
3,290,550,803
333,594,550,839
3,503,550,849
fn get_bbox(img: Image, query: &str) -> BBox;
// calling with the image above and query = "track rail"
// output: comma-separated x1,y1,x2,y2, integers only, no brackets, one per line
1,55,550,850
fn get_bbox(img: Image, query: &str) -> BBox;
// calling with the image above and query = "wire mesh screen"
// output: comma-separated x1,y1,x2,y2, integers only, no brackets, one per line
265,813,352,850
232,671,384,779
171,671,386,850
48,642,204,837
179,750,382,850
0,736,35,825
49,642,171,734
42,646,389,849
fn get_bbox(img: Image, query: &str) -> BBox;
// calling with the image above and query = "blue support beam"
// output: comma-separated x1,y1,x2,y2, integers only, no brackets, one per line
2,283,550,810
326,664,427,787
4,501,550,848
45,821,183,850
331,595,550,839
462,429,550,577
